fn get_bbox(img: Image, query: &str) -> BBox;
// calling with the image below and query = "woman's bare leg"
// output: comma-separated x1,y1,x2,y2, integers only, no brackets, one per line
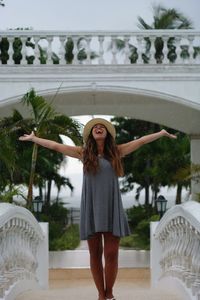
103,232,120,299
87,233,105,300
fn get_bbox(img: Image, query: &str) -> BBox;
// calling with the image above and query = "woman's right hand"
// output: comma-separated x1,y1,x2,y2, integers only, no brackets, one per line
19,131,35,142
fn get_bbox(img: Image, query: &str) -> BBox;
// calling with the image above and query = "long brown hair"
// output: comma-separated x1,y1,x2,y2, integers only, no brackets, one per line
83,131,124,177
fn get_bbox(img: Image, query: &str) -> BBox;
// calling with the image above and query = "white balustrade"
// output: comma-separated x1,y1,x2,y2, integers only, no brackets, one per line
151,201,200,300
0,30,199,66
0,203,48,300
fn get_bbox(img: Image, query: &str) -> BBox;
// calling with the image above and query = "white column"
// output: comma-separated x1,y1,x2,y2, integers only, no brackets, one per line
150,221,161,287
191,136,200,200
37,222,49,289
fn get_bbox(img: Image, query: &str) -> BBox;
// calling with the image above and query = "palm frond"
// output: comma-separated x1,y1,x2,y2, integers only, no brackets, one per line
137,16,152,30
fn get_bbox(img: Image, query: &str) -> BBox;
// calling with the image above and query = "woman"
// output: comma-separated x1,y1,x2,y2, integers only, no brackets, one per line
19,118,177,300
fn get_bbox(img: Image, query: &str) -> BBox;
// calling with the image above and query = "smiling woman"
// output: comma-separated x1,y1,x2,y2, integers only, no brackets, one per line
19,114,177,300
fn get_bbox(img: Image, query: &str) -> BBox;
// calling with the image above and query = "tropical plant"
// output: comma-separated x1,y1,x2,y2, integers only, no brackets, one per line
114,4,196,64
111,116,190,205
20,89,82,208
137,5,194,63
0,89,82,208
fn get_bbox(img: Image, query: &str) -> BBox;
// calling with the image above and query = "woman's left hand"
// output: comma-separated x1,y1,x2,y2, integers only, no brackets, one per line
160,129,177,139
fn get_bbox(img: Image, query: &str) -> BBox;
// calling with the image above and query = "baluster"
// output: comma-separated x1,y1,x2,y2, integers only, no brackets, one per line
59,36,66,65
188,35,195,64
124,36,130,64
72,36,79,65
33,37,40,65
136,36,143,64
175,36,182,64
7,37,14,65
46,36,53,65
98,36,105,64
86,36,92,64
162,36,169,64
149,36,156,64
111,36,117,64
20,37,27,65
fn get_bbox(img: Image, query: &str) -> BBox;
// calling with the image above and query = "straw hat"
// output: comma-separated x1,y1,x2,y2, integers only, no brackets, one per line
83,118,116,143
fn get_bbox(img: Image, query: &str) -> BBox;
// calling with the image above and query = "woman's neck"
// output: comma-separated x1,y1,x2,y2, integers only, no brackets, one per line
96,140,105,156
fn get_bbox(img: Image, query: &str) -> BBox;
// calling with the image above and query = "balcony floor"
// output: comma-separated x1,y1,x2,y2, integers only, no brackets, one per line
16,268,182,300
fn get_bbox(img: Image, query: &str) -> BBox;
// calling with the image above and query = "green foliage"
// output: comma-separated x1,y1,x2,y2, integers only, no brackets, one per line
0,186,25,203
0,31,98,65
49,221,63,241
49,224,80,250
111,117,190,205
126,205,147,228
137,5,194,64
196,193,200,203
115,4,197,64
135,215,159,241
47,202,68,225
40,202,80,250
120,234,150,250
0,38,9,63
120,209,159,249
0,89,82,208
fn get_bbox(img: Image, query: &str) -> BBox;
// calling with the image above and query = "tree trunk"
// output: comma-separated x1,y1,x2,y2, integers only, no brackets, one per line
176,183,182,204
46,179,52,206
39,185,43,200
145,184,150,206
27,143,38,209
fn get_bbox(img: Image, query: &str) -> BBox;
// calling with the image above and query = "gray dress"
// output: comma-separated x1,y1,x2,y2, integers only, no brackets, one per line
80,157,131,240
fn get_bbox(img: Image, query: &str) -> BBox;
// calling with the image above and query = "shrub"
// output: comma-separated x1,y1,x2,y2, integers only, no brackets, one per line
126,205,147,228
49,224,80,250
135,214,160,244
126,204,157,229
120,213,160,250
40,202,80,250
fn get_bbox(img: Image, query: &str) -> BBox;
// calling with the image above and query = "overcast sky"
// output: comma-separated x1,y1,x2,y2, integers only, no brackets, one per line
0,0,200,31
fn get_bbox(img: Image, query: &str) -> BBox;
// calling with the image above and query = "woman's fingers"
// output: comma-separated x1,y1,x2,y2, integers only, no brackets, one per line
161,129,177,139
19,131,35,141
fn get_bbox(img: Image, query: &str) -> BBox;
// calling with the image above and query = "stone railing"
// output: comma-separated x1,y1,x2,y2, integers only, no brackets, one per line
0,30,200,66
151,201,200,300
0,203,48,300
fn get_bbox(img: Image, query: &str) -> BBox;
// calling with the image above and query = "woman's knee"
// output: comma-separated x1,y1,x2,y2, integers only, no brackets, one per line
87,233,103,260
104,233,120,263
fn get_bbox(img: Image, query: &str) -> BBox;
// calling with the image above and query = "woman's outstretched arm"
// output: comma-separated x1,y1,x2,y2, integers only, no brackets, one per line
118,129,177,157
19,131,82,159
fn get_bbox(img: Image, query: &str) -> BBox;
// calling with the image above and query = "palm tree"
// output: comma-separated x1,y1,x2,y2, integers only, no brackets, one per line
19,89,82,208
114,4,194,64
137,4,193,63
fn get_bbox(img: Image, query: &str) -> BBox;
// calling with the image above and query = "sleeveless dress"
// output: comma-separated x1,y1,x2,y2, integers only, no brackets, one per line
80,157,131,240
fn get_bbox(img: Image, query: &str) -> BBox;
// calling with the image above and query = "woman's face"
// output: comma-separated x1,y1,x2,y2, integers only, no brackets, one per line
92,123,107,141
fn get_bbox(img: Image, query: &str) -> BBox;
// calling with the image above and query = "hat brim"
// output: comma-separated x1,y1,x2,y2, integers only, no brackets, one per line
83,118,116,143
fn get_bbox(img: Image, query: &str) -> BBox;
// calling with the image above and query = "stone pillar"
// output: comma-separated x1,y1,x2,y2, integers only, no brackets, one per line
191,136,200,200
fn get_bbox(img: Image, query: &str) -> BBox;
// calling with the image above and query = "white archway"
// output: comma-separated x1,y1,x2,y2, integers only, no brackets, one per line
2,85,200,135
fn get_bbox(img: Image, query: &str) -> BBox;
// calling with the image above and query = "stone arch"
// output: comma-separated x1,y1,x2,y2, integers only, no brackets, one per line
1,85,199,135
